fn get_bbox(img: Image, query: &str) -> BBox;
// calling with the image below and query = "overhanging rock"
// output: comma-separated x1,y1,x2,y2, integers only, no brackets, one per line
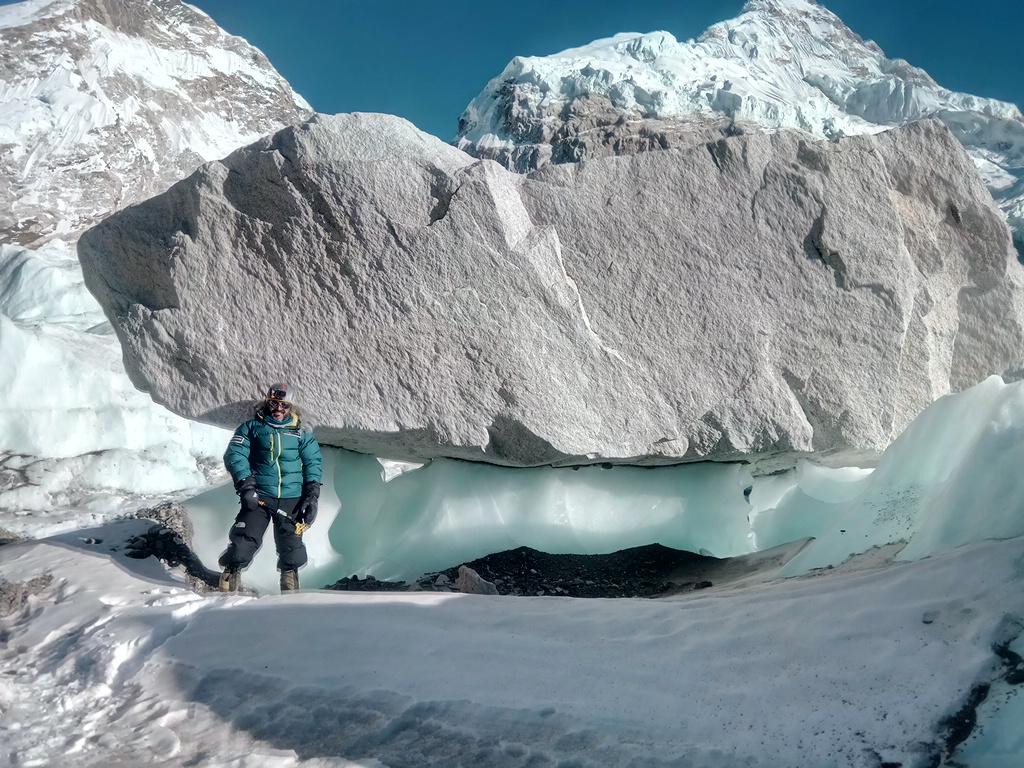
78,113,1024,466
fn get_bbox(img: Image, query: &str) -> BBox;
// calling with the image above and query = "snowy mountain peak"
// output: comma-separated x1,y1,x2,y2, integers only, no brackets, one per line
455,0,1024,250
741,0,819,9
550,30,678,63
738,0,833,21
0,0,311,246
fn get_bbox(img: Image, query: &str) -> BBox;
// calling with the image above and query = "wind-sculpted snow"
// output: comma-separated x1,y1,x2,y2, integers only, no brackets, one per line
3,516,1023,766
456,0,1024,251
80,113,1024,466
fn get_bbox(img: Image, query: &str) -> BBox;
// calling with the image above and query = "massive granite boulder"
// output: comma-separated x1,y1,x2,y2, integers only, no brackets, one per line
78,113,1024,466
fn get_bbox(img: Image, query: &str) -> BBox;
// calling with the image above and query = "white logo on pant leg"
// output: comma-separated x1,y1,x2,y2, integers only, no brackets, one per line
234,521,246,528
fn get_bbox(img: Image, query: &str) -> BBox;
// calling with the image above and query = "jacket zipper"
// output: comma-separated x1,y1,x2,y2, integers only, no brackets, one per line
275,431,282,497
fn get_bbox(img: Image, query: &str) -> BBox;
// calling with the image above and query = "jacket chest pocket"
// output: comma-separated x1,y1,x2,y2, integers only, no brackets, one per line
280,431,301,453
256,430,280,458
261,430,299,459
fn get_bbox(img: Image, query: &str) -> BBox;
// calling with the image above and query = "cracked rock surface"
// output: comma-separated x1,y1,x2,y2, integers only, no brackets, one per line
79,113,1024,466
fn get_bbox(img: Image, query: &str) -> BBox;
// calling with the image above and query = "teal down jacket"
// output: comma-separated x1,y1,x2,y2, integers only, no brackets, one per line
224,408,323,499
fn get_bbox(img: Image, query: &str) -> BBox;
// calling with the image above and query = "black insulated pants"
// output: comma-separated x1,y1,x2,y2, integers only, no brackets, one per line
218,496,308,571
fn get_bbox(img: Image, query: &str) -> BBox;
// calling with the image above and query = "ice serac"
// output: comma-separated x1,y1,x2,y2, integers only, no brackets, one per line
79,113,1024,466
455,0,1024,253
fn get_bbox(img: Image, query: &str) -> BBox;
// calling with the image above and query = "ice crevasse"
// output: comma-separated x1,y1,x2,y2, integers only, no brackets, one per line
186,375,1024,594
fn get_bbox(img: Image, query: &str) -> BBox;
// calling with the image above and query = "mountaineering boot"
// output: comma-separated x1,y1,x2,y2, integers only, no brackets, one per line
219,568,241,593
280,569,299,592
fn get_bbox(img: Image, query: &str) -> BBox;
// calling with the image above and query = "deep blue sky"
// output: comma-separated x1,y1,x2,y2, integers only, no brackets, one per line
2,0,1019,139
181,0,1023,141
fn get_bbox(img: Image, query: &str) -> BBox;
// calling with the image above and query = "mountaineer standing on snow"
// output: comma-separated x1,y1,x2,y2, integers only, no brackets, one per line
218,383,323,593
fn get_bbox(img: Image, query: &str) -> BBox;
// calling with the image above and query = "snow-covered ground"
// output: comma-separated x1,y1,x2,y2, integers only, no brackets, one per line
2,522,1021,767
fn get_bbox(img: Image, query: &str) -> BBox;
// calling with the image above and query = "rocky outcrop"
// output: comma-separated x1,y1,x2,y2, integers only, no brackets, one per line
78,113,1024,466
455,565,499,596
463,98,753,173
0,573,53,616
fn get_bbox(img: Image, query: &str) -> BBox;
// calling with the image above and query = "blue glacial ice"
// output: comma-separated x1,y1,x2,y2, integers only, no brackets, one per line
187,375,1024,595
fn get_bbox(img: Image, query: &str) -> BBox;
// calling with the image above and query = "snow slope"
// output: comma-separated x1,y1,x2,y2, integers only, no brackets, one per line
2,519,1021,766
456,0,1024,250
0,0,311,531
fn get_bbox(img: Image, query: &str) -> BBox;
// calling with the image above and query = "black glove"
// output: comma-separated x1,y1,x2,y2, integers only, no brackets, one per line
295,481,321,527
235,475,261,513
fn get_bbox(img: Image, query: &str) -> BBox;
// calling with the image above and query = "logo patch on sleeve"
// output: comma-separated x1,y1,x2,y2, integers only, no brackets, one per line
230,435,247,445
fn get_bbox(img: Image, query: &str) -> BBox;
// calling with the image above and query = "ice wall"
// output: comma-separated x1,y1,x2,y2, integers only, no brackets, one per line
754,375,1024,574
187,452,756,592
186,376,1024,594
0,242,229,535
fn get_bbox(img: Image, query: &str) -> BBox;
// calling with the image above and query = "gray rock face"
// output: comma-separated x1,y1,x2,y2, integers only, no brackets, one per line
456,565,499,596
134,500,194,545
79,113,1024,466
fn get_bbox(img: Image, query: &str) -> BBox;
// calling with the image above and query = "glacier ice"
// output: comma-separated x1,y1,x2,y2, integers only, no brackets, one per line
0,244,229,534
186,376,1024,595
761,375,1024,574
0,241,102,325
187,450,756,593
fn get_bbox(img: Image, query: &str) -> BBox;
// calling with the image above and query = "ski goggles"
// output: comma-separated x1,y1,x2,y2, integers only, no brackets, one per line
267,398,291,411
